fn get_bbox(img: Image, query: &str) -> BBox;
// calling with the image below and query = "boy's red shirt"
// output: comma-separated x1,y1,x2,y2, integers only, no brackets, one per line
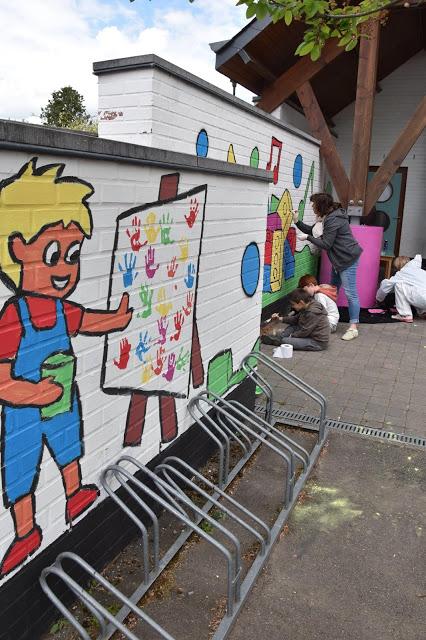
0,295,83,361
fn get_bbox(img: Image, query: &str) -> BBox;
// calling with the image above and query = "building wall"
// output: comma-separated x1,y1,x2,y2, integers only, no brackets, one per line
96,55,322,311
0,123,269,632
332,51,426,256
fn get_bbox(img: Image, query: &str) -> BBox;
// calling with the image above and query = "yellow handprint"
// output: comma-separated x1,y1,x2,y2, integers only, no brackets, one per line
144,211,160,244
155,287,172,317
178,238,189,263
141,356,154,383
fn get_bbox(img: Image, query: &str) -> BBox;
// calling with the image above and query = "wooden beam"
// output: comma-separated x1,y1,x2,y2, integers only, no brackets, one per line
365,96,426,214
349,19,380,211
297,81,350,205
238,49,278,83
258,39,344,114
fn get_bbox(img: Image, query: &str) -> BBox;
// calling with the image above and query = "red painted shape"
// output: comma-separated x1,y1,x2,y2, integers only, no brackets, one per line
124,394,148,446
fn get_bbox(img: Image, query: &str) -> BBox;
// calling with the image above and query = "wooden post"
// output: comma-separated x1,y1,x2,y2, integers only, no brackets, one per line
349,19,380,215
365,96,426,215
297,81,350,206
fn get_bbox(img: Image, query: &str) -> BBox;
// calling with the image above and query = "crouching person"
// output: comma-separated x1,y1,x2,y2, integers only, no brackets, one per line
376,255,426,323
261,288,330,351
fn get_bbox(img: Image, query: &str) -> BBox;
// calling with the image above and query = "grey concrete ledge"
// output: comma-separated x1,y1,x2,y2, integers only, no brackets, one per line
93,54,320,147
0,120,272,182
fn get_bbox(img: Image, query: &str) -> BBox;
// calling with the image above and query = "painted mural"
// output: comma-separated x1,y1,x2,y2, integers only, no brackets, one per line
0,159,132,578
102,174,206,446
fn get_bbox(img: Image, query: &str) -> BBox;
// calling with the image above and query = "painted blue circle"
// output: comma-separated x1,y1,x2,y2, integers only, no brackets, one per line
196,129,209,157
241,243,260,297
293,154,303,188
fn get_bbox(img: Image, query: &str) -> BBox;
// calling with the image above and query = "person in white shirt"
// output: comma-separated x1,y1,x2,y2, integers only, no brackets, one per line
376,254,426,323
298,275,339,332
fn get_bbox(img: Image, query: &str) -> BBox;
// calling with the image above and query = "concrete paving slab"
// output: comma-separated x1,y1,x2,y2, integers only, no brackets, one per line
229,431,426,640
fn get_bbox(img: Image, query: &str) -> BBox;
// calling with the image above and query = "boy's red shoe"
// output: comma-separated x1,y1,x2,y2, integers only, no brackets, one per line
66,486,99,524
0,526,42,577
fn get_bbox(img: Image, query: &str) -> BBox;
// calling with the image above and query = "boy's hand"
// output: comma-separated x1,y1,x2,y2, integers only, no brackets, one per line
292,210,299,224
36,377,63,406
115,293,133,330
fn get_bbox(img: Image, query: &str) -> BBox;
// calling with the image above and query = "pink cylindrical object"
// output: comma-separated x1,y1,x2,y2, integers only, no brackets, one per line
319,225,383,308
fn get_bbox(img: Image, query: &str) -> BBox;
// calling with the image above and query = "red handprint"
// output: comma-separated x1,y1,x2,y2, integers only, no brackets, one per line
167,256,178,278
113,338,131,370
170,310,184,342
185,197,199,229
156,316,169,346
126,216,147,252
183,291,193,317
162,353,176,382
152,346,166,376
145,246,159,279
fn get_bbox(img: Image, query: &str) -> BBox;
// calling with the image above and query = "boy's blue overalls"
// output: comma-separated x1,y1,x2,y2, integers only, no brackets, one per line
3,297,81,506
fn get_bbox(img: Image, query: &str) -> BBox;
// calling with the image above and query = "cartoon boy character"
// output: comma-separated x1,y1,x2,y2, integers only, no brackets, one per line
0,158,132,577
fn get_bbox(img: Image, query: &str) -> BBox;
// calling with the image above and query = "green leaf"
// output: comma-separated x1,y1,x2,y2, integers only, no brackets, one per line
256,3,268,19
246,4,257,18
296,40,316,56
339,33,353,47
310,44,321,61
345,38,359,51
284,10,293,26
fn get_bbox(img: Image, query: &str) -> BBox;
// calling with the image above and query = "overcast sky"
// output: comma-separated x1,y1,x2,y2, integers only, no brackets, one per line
0,0,253,123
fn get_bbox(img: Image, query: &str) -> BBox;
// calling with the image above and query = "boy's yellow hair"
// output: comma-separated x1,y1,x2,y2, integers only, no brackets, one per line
0,157,93,290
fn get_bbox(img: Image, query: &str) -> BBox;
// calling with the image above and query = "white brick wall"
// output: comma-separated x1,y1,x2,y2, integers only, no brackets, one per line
0,149,268,582
97,57,323,308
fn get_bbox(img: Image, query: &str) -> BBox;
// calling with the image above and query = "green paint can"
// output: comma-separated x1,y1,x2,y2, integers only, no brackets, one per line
41,352,76,419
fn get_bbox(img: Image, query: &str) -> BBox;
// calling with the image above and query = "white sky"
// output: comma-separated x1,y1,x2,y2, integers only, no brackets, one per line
0,0,254,123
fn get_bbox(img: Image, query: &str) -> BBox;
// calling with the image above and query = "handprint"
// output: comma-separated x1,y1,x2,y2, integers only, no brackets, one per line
156,316,169,346
176,347,190,372
184,263,196,289
144,211,160,244
152,346,166,376
167,256,178,278
178,238,189,263
126,216,147,252
135,331,151,362
170,310,184,342
185,197,199,229
155,287,172,317
160,212,174,245
145,246,159,279
183,291,193,316
118,253,138,288
141,356,154,383
162,353,176,382
113,338,131,370
138,284,153,319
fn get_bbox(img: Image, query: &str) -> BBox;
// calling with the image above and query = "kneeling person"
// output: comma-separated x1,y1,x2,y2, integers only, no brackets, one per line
298,274,339,332
262,289,330,351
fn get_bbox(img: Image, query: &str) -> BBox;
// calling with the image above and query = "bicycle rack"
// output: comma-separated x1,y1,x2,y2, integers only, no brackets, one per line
241,351,328,442
39,552,174,640
40,349,328,640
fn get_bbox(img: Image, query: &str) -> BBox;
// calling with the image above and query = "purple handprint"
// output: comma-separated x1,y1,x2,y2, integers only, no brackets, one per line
145,246,159,279
118,253,138,288
184,263,196,288
162,353,176,382
156,316,169,346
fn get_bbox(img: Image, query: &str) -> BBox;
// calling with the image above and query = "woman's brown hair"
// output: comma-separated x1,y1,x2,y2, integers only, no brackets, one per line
310,193,341,218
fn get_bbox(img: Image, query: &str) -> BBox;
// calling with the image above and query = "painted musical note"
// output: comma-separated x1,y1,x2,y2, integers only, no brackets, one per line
266,136,283,185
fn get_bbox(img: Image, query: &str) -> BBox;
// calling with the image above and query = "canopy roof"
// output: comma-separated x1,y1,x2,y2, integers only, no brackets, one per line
212,6,426,119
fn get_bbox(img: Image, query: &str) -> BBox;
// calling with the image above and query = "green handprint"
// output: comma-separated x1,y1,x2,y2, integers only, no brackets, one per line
138,284,153,319
176,346,190,372
160,212,174,245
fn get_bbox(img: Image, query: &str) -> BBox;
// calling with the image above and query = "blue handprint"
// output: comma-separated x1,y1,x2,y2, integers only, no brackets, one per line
135,331,151,362
184,263,196,289
118,253,138,288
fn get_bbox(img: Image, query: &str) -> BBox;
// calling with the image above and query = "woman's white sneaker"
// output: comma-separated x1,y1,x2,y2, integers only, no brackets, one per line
341,328,358,341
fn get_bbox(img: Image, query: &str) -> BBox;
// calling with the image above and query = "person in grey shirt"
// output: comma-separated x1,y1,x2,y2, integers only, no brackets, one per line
294,193,362,342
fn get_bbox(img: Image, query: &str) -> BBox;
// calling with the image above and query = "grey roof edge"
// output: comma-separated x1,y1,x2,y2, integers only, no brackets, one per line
0,120,272,182
92,53,320,147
